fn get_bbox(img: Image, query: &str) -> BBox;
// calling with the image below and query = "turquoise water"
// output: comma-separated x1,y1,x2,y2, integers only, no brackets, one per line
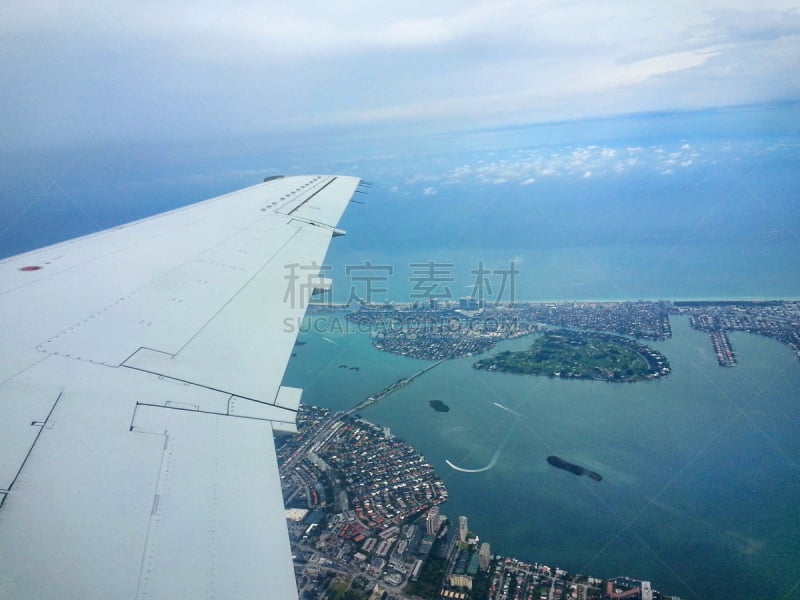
284,316,800,599
317,107,800,304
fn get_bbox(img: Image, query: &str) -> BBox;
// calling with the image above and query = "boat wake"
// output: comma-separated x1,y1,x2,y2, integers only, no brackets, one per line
445,416,516,473
492,402,526,419
445,448,503,473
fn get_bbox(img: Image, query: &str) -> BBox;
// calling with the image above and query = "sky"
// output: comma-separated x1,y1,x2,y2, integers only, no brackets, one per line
2,1,800,152
1,1,799,259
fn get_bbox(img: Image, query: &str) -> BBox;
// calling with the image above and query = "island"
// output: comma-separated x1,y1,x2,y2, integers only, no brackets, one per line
429,399,450,412
547,455,602,481
473,329,670,382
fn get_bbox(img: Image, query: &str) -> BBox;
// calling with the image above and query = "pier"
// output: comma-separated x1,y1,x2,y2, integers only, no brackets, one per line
709,330,736,367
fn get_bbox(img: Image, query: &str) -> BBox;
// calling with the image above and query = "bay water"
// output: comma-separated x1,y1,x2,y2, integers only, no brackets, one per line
284,315,800,599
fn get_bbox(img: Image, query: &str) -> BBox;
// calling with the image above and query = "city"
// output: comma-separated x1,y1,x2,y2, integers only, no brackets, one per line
327,299,800,367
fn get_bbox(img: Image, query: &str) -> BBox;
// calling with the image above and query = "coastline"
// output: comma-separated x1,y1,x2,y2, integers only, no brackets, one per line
309,296,800,309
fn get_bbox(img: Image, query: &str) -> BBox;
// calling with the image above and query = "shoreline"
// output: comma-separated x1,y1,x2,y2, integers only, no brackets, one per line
308,297,800,311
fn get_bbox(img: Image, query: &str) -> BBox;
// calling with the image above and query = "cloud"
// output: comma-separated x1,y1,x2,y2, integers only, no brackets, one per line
692,7,800,44
409,137,792,187
1,1,798,149
614,49,721,87
422,186,437,196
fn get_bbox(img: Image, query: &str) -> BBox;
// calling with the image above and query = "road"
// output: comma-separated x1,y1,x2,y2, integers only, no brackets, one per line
346,358,449,414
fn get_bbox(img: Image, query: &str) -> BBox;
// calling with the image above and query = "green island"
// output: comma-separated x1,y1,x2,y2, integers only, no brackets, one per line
473,329,671,382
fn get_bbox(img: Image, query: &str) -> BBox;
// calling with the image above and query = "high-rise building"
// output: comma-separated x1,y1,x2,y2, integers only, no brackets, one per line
479,543,491,570
426,506,440,535
459,297,478,310
458,515,468,542
641,581,653,600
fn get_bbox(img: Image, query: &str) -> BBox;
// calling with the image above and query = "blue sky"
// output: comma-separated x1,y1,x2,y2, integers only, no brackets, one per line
2,1,799,151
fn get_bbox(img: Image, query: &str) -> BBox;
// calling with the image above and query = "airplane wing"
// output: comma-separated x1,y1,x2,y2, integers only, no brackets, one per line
0,175,361,599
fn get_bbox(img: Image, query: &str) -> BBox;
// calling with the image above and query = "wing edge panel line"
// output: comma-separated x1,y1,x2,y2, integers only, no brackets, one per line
120,359,298,411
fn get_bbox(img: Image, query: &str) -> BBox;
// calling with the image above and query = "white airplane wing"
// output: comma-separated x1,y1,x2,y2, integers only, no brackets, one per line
0,175,360,599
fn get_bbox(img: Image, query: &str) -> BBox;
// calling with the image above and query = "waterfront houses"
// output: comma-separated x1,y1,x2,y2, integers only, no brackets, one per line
675,300,800,364
279,405,679,600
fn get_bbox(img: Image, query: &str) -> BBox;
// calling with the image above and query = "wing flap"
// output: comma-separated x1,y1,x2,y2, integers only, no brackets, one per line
0,360,167,599
132,405,296,600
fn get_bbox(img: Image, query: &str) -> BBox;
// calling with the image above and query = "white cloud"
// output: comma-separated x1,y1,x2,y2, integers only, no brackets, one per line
615,49,721,86
423,186,437,196
420,140,771,186
1,1,799,149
